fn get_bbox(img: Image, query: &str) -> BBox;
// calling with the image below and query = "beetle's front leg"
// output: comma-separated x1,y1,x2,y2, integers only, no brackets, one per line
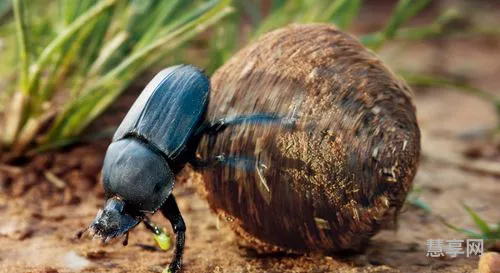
161,194,186,273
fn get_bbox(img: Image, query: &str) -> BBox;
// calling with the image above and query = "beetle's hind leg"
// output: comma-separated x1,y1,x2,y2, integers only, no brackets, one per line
195,106,299,137
160,194,186,273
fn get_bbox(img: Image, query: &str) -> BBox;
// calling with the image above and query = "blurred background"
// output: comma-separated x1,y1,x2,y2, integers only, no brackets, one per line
0,0,498,272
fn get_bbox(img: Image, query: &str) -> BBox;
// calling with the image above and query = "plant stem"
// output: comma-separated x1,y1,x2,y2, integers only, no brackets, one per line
2,92,27,146
12,0,29,93
4,0,29,147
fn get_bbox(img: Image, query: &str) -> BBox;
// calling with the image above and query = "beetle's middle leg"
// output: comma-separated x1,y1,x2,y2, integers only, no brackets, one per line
160,194,186,273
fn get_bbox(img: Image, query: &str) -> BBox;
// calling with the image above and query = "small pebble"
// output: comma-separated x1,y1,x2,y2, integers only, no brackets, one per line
479,252,500,273
33,267,59,273
84,249,107,259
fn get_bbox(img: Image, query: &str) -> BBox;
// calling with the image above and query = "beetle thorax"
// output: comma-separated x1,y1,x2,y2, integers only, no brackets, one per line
101,138,175,212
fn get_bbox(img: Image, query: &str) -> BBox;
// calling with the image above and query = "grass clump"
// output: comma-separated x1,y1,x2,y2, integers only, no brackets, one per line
0,0,232,157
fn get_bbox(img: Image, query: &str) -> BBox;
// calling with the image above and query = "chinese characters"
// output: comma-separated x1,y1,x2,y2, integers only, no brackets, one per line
426,239,483,257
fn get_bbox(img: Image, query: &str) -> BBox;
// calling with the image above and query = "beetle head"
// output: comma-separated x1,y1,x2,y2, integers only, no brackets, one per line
90,197,141,241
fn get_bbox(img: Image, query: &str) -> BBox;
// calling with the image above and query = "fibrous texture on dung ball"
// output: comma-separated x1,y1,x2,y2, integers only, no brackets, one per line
197,24,420,253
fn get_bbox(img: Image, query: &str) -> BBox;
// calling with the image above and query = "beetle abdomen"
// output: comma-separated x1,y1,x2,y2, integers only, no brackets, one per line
198,24,420,252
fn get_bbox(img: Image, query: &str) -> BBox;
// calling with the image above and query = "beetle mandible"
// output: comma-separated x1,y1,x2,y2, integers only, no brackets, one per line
82,65,291,273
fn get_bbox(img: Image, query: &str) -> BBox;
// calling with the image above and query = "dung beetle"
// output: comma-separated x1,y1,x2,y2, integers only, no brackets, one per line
83,65,293,273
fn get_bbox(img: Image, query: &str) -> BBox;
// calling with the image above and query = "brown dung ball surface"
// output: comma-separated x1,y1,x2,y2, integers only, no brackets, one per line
197,24,420,253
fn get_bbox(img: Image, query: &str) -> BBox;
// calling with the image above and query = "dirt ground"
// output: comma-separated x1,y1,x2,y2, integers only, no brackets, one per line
1,3,500,273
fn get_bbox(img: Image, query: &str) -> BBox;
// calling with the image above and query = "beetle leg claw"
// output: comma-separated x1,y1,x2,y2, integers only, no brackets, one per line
122,232,129,246
75,227,88,239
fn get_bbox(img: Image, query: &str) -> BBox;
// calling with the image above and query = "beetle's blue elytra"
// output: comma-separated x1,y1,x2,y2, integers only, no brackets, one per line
113,65,210,160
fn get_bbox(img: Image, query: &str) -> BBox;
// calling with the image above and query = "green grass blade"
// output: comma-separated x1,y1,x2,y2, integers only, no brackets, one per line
158,0,221,37
326,0,362,30
367,0,431,50
3,0,30,146
100,0,231,83
405,73,500,129
402,72,500,105
12,0,30,93
43,0,232,143
461,203,492,235
88,31,129,76
361,9,464,47
27,0,118,95
77,7,116,75
320,0,345,23
440,217,484,239
46,13,105,99
384,0,431,39
71,5,234,136
408,197,432,213
133,0,182,49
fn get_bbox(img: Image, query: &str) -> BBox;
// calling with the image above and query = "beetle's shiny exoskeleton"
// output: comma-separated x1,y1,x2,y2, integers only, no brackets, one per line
88,65,210,273
85,65,289,272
